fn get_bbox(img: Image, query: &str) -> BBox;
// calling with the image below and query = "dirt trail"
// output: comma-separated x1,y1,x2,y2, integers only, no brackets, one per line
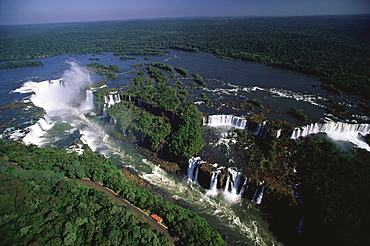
73,178,178,245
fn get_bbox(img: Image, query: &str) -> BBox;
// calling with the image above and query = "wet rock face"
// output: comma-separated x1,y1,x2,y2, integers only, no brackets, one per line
190,159,263,202
198,165,212,189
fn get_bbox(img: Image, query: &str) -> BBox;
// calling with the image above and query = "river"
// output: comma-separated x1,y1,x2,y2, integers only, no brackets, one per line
0,50,358,245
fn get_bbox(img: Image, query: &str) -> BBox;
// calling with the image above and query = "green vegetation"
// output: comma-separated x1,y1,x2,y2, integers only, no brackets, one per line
192,73,206,87
0,60,43,69
97,68,204,161
321,83,342,95
232,124,370,245
201,93,211,105
0,140,227,246
250,98,264,109
169,102,205,160
292,137,370,246
1,16,369,98
324,97,350,120
175,66,189,77
86,62,121,79
286,108,308,121
0,165,170,246
150,63,174,73
119,56,137,60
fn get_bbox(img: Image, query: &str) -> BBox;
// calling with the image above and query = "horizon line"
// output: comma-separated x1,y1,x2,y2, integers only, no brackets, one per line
1,13,369,26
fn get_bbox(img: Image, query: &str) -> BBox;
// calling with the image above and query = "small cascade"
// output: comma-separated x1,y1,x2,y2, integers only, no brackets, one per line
203,114,268,137
291,122,370,139
102,93,122,118
276,129,282,138
238,177,250,197
294,184,304,205
203,115,248,129
23,116,55,145
224,173,231,193
230,169,243,195
206,170,220,196
223,168,249,202
291,121,370,150
101,105,108,119
186,157,202,183
104,93,121,108
297,216,304,234
252,182,265,204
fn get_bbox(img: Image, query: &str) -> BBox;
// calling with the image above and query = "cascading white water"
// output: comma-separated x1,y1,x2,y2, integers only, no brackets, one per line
101,93,122,119
203,115,248,129
291,122,370,151
203,114,267,137
206,169,221,197
14,61,94,146
201,163,254,202
252,183,265,205
187,157,202,183
276,129,282,138
104,93,121,108
223,168,244,202
12,60,281,246
239,177,250,196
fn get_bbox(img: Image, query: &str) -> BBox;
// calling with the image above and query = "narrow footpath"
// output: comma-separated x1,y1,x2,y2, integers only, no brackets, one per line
5,161,179,245
73,178,178,245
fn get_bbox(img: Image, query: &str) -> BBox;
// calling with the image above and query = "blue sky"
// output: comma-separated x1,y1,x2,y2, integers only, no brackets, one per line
1,0,369,25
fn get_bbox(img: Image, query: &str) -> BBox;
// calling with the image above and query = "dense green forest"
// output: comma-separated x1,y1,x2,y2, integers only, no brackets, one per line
0,140,227,246
232,127,370,245
0,163,170,246
1,15,370,246
1,15,369,98
86,62,122,79
291,136,370,246
95,64,205,162
0,60,43,69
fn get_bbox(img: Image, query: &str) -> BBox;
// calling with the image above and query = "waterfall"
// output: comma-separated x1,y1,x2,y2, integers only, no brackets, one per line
102,93,122,118
297,216,304,234
222,168,250,202
252,182,265,204
186,157,202,183
206,170,220,196
81,90,94,112
229,169,243,195
203,114,267,137
239,177,250,196
104,93,121,109
276,129,282,138
291,122,370,151
14,61,94,146
101,105,108,119
291,122,370,139
203,115,248,129
22,116,55,145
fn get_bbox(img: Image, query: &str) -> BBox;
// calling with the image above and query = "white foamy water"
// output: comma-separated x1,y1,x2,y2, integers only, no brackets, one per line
291,122,370,151
11,60,281,246
142,165,279,246
14,61,94,146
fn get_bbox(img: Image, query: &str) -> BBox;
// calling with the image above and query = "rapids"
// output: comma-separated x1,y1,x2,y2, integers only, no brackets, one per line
11,60,281,246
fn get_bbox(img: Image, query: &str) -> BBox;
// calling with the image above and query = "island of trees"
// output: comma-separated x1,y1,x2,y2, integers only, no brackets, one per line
0,60,43,69
1,15,369,100
1,15,370,246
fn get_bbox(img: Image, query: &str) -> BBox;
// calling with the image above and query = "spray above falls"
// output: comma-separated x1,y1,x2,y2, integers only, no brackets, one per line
14,61,95,146
291,122,370,151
